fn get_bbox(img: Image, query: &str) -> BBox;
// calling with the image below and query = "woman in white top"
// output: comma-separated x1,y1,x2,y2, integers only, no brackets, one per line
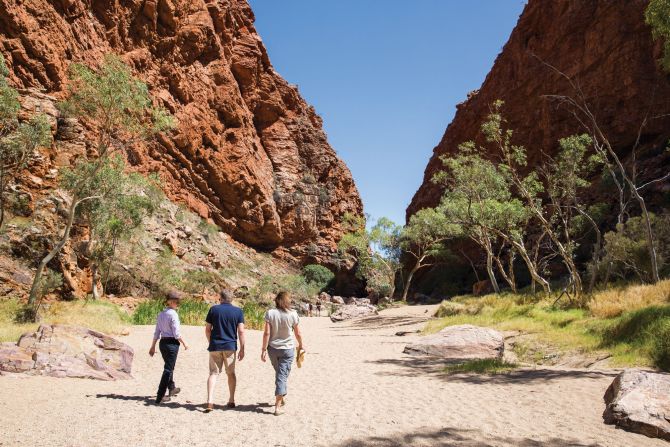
261,291,304,416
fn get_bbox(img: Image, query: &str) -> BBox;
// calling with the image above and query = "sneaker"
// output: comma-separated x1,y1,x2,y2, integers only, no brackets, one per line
156,396,171,405
226,402,236,409
169,387,181,397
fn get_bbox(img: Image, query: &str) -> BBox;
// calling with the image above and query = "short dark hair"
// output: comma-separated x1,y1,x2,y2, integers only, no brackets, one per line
166,290,182,302
219,289,234,303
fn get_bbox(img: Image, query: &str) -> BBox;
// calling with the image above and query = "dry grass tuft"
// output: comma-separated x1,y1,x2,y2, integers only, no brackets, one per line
0,299,131,343
588,280,670,318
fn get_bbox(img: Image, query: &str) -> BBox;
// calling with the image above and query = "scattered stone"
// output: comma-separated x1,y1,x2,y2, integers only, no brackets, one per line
0,325,134,381
330,304,378,322
603,369,670,441
354,297,371,305
403,324,504,361
162,234,187,257
11,271,32,285
395,330,420,337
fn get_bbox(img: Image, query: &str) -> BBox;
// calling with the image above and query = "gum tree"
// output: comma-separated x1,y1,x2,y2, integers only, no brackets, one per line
27,55,173,315
0,54,51,227
399,207,458,301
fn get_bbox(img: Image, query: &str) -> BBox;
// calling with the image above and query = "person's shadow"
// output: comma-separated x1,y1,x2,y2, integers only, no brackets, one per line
93,394,274,414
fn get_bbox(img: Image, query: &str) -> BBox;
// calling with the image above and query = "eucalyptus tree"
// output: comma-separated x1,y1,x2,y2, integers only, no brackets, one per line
27,55,173,315
400,207,459,301
434,140,552,294
338,213,403,298
0,54,51,227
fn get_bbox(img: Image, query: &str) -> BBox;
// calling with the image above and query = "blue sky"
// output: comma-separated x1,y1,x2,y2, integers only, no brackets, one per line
249,0,526,226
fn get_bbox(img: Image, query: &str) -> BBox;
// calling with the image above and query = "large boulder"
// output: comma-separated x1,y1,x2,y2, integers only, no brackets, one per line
603,369,670,441
330,304,378,322
0,324,134,381
403,324,504,361
331,295,345,304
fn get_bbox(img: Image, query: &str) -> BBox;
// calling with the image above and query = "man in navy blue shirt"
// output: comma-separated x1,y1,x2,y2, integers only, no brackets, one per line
205,289,245,412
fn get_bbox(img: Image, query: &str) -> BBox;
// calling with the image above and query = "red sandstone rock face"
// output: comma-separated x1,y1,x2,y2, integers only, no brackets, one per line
0,0,361,263
408,0,670,220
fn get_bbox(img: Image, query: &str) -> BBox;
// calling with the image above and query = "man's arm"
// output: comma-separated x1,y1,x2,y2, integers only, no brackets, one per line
205,323,212,343
237,323,245,361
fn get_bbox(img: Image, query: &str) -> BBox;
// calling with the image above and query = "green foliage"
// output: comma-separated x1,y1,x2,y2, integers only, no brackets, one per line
72,156,160,264
302,264,335,291
646,0,670,71
601,214,670,282
0,54,52,226
132,298,210,326
59,55,174,137
338,213,403,297
428,285,670,371
242,300,268,330
250,273,321,302
181,269,221,295
444,359,517,375
197,218,219,240
602,305,670,371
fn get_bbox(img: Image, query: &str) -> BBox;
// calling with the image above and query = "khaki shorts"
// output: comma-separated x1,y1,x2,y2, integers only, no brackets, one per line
209,350,236,375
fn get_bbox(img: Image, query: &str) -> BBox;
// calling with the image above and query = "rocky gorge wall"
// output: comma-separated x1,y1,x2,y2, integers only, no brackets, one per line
408,0,670,220
0,0,362,266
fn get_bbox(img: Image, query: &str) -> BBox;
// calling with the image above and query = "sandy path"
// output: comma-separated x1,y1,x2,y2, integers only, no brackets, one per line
0,305,665,447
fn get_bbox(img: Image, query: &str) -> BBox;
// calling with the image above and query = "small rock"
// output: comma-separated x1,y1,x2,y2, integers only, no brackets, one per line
11,272,32,285
603,369,670,441
330,304,377,322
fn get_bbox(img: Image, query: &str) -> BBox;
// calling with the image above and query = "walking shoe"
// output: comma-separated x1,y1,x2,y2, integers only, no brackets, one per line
169,387,181,397
156,396,171,405
226,402,236,409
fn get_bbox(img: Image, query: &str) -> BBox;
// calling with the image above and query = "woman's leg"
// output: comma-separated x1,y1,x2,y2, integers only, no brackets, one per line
272,348,295,413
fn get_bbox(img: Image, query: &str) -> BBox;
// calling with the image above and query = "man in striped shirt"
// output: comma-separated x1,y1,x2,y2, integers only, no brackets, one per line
150,290,189,404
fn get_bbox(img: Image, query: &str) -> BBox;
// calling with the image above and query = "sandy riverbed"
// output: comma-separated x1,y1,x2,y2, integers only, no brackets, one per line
0,305,663,447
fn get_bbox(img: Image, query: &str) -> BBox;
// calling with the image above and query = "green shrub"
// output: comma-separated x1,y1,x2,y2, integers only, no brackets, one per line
132,298,210,326
301,264,334,291
646,0,670,71
434,301,466,317
444,359,517,375
242,300,268,330
652,319,670,371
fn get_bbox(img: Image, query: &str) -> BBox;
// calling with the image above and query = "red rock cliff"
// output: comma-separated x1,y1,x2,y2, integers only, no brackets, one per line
408,0,670,220
0,0,362,263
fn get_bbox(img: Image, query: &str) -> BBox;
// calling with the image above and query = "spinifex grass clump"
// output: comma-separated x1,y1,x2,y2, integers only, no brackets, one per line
428,280,670,371
444,359,517,375
242,300,269,330
0,298,130,342
132,298,210,326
